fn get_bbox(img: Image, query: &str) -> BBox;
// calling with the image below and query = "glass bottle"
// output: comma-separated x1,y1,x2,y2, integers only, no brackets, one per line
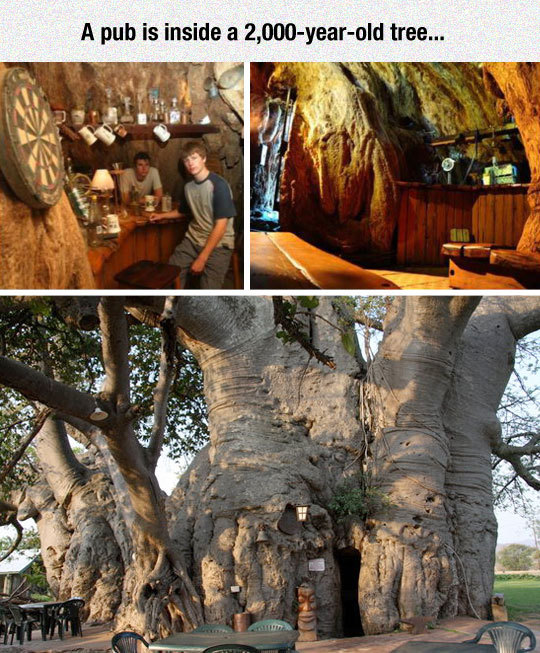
87,194,103,246
169,97,181,124
136,91,147,125
103,88,118,125
120,96,134,124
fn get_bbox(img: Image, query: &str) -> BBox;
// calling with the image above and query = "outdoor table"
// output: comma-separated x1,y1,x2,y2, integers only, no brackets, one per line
149,628,299,652
20,601,63,640
392,642,495,652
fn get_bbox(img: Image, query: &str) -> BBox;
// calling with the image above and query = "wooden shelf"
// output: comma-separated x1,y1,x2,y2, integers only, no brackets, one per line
124,123,219,139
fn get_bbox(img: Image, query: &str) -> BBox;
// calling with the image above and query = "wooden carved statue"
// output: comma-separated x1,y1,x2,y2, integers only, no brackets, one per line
297,584,317,641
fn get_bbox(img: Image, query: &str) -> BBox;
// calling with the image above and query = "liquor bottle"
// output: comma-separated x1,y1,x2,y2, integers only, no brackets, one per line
169,97,181,124
120,96,134,124
136,91,147,125
87,195,103,246
103,88,118,125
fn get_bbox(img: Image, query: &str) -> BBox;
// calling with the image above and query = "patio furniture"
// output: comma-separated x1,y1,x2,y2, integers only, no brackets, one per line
203,645,259,653
148,627,299,652
47,602,66,640
248,620,294,632
5,604,39,645
194,625,234,633
112,630,150,652
60,598,85,637
463,622,536,653
20,600,64,640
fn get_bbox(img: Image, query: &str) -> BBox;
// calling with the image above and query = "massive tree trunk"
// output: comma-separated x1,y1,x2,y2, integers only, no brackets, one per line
3,296,540,638
17,417,125,622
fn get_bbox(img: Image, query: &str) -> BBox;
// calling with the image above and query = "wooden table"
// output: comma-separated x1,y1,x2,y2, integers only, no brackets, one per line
87,213,187,289
149,629,299,652
442,242,540,289
250,232,399,289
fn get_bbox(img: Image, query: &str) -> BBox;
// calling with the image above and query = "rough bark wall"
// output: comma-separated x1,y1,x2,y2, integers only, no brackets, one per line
485,63,540,252
255,63,503,254
169,298,364,637
0,171,95,290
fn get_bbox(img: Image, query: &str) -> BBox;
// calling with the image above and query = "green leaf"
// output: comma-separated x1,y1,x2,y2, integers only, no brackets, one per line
298,296,319,309
341,330,357,357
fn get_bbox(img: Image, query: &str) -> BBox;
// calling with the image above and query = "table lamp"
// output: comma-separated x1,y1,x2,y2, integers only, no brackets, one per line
91,169,115,214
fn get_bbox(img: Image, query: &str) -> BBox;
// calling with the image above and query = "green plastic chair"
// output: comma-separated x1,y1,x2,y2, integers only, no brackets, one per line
247,619,294,632
247,620,295,653
194,624,234,633
111,631,149,653
463,621,536,653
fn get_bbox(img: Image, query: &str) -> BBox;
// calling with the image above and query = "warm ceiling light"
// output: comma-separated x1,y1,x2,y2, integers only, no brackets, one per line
296,505,309,522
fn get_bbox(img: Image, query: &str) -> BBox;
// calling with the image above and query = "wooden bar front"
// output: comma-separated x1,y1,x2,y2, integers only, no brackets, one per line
88,215,187,288
396,182,530,266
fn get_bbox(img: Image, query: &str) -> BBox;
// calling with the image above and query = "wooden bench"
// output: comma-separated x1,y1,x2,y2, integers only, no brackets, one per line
442,242,540,289
251,232,400,290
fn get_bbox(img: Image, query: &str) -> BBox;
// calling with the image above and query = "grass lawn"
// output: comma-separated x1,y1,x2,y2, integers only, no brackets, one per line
493,574,540,620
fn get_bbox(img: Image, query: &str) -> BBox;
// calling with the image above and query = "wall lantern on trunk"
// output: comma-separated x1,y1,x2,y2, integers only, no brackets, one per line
296,505,309,522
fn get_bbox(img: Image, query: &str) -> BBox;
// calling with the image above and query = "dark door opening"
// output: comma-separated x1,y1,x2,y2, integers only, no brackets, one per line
336,547,363,637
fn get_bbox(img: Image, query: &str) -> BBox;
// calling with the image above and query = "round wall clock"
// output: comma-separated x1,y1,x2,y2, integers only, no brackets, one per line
0,67,64,209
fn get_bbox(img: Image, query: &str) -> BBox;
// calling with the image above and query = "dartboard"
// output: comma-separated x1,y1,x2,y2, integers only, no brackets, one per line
0,67,64,208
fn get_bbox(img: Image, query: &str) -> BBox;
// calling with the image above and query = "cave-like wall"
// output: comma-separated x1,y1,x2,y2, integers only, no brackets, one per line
253,63,506,255
0,62,243,289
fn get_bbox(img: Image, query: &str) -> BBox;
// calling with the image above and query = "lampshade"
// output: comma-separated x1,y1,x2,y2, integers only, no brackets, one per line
91,169,115,191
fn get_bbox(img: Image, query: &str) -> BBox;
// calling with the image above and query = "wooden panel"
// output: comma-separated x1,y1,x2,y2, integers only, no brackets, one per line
396,183,529,266
396,188,409,264
88,216,185,288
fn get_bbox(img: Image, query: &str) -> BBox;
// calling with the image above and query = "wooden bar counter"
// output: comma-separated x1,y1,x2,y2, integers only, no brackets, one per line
88,213,187,289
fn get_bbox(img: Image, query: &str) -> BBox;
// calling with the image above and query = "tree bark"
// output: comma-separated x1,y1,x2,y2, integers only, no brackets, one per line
485,63,540,252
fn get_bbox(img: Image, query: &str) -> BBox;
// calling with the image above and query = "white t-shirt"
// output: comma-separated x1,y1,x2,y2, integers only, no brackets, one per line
119,167,162,198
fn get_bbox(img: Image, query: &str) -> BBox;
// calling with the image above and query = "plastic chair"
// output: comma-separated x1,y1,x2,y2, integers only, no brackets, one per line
194,624,234,633
6,605,39,645
47,602,65,640
463,621,536,653
248,619,294,632
203,644,260,653
60,598,85,637
112,631,149,653
247,620,295,653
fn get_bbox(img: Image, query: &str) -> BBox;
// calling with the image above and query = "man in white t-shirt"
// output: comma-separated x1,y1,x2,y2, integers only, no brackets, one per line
120,151,163,205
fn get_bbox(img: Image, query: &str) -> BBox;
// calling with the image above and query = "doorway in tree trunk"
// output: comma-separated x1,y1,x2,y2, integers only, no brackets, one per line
250,89,296,231
336,547,363,637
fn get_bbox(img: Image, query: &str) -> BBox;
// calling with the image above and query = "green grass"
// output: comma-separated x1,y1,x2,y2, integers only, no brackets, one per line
493,574,540,620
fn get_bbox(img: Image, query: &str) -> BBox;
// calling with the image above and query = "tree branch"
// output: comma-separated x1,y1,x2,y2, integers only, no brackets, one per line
98,298,132,415
0,408,52,485
0,356,106,424
147,297,180,468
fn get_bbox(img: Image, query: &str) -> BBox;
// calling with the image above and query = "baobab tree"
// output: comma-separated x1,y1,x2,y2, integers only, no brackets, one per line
0,296,539,638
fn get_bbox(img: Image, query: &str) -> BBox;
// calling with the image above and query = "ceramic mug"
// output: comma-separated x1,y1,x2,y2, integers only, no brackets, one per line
71,109,85,126
53,110,67,125
78,124,97,146
153,123,170,143
144,195,156,212
95,123,116,146
114,124,128,138
106,214,120,235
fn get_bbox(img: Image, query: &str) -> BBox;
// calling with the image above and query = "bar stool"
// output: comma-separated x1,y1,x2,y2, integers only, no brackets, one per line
114,260,181,289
